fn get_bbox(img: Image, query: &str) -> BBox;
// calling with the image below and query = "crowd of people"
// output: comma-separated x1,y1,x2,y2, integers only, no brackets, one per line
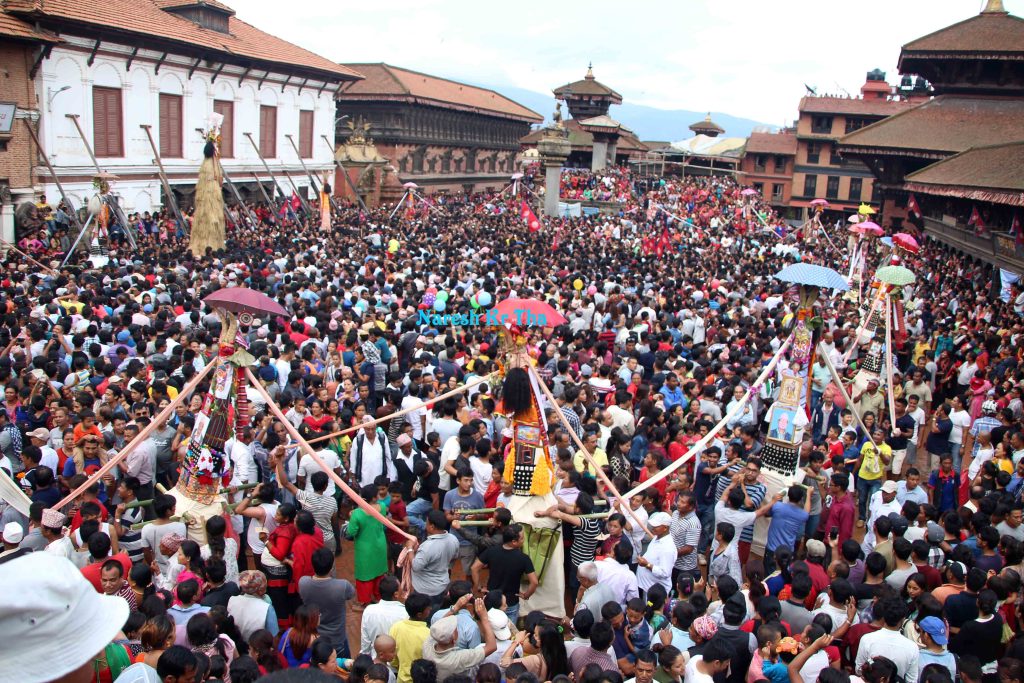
2,164,1024,683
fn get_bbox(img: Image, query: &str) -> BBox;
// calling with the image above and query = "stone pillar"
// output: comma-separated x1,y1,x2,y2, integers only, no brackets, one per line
607,137,619,167
0,202,14,247
591,138,608,172
537,124,571,218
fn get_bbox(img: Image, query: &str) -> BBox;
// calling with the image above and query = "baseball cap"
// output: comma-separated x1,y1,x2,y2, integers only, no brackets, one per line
806,539,827,558
926,522,944,543
488,608,512,640
0,553,129,683
1,521,23,545
919,616,947,645
880,481,898,494
946,561,967,581
430,615,459,645
648,512,671,528
27,428,50,441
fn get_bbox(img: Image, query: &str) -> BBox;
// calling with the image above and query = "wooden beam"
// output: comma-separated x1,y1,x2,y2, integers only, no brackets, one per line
316,81,327,98
154,52,168,74
210,61,225,83
125,46,139,72
29,44,52,80
280,73,291,93
237,65,251,87
187,56,202,80
86,39,101,67
296,77,308,95
257,70,269,89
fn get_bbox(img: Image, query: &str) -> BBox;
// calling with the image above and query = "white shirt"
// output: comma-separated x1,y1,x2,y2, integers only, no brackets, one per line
469,456,492,497
438,435,462,491
862,492,902,552
618,503,648,561
607,405,635,436
400,395,427,440
359,599,408,655
684,656,715,683
298,450,342,496
230,441,257,486
38,445,59,473
949,410,971,445
637,533,676,593
908,407,926,442
855,628,919,683
798,649,830,683
596,558,640,606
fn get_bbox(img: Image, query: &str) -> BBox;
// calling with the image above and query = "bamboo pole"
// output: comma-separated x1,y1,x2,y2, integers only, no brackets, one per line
281,168,313,215
245,367,416,543
320,134,369,214
219,482,259,494
528,365,653,540
139,124,188,235
243,133,288,210
123,499,153,510
65,114,136,250
54,359,220,508
250,172,278,210
0,236,57,274
285,133,340,213
21,119,84,231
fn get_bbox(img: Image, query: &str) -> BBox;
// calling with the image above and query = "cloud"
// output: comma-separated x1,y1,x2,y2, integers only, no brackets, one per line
230,0,1020,124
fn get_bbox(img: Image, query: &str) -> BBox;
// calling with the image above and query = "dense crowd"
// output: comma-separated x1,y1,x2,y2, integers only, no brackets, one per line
2,166,1024,683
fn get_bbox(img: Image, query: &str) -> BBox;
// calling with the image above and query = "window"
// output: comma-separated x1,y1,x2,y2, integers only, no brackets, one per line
826,176,840,199
845,117,868,134
811,115,833,135
830,147,843,165
803,175,817,197
298,110,314,158
259,105,277,158
753,182,763,195
754,155,767,172
213,99,234,158
158,94,183,158
848,177,862,201
772,183,784,201
774,156,787,174
871,182,882,202
92,86,123,157
806,142,820,164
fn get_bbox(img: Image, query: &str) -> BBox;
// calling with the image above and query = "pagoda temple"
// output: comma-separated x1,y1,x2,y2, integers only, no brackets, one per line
838,0,1024,270
520,64,649,170
689,114,725,138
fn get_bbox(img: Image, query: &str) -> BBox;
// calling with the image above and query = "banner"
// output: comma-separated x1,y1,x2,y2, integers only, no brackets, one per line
1000,268,1021,303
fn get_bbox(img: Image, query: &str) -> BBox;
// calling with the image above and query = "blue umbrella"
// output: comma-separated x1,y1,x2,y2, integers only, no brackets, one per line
880,236,894,248
774,264,850,291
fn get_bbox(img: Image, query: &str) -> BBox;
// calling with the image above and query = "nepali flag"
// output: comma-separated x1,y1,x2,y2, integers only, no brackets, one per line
290,193,301,211
520,200,541,232
1013,213,1023,247
907,193,921,219
968,205,985,235
654,228,671,257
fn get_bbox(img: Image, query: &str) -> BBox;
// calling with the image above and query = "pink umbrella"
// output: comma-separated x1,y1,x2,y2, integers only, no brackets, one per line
493,298,567,327
809,198,829,207
740,188,759,196
857,221,884,236
204,287,288,317
892,232,920,253
847,215,861,223
402,182,419,189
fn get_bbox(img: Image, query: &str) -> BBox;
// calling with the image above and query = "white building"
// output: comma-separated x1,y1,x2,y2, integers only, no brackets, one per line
6,0,361,214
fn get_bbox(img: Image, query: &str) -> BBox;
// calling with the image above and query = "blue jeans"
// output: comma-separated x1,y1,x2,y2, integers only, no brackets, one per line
804,513,820,541
697,505,716,554
857,477,882,521
949,442,962,473
407,498,433,534
505,602,520,625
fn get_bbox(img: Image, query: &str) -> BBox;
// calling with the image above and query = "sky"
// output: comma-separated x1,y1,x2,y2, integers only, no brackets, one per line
232,0,1020,126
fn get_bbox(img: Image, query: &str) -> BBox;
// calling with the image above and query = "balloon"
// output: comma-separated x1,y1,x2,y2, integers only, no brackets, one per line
587,285,597,295
573,279,584,291
423,293,436,307
477,291,492,307
711,279,721,290
436,291,449,302
426,287,438,295
470,295,481,309
387,239,400,253
433,299,446,312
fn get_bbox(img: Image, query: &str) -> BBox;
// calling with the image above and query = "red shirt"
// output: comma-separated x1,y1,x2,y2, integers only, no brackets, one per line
80,552,132,592
386,498,407,545
915,563,942,590
70,500,110,533
826,493,856,547
288,528,325,592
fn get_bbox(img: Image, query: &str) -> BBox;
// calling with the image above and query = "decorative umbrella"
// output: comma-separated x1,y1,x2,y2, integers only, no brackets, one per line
775,264,850,292
511,172,525,180
892,232,920,254
847,215,862,223
204,288,288,318
809,199,829,207
492,298,568,327
858,203,876,215
880,236,894,248
875,265,916,287
857,221,884,236
402,182,419,189
740,188,759,196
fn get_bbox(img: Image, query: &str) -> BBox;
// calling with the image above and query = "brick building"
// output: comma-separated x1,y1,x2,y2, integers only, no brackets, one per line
738,131,797,216
1,0,361,216
0,13,59,242
337,63,541,195
791,71,914,219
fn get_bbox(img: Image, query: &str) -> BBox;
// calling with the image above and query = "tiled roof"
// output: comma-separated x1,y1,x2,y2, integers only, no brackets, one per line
838,95,1024,156
339,63,541,123
578,114,632,132
152,0,235,13
905,141,1024,192
798,96,912,116
0,10,60,42
553,67,623,102
900,10,1024,57
744,132,797,155
520,119,649,152
4,0,361,81
690,115,724,134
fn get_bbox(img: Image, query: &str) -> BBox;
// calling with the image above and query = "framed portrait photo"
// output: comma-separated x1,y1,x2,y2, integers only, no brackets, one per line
767,405,799,444
778,375,801,407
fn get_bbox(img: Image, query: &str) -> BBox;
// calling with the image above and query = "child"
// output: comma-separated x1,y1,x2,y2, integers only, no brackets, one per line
760,635,799,683
645,584,669,632
372,634,397,683
624,597,652,658
495,477,513,509
385,481,407,573
748,623,783,683
483,466,502,509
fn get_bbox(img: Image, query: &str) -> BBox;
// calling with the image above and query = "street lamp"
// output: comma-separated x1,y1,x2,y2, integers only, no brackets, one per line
47,85,70,112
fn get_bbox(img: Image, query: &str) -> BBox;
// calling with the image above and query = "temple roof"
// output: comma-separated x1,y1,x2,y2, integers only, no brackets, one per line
838,95,1024,158
553,65,623,103
899,4,1024,61
2,0,359,81
798,96,912,117
519,118,648,153
689,114,724,135
339,63,542,123
577,114,632,132
0,10,60,42
744,132,798,155
903,140,1024,206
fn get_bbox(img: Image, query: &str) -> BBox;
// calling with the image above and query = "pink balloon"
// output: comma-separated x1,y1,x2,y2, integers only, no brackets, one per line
587,285,597,295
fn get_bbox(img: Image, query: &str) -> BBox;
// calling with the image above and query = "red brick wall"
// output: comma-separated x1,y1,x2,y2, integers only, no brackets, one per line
0,43,39,190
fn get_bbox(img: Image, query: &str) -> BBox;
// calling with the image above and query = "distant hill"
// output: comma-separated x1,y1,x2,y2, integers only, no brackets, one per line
487,84,774,142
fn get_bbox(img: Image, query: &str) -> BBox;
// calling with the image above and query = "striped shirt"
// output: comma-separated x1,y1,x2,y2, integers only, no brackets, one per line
569,518,602,567
118,507,145,564
561,406,584,439
670,510,701,571
714,463,766,543
296,490,338,545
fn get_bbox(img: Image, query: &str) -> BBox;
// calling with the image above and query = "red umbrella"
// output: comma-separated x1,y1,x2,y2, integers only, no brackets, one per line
204,287,288,317
493,298,567,327
892,232,920,253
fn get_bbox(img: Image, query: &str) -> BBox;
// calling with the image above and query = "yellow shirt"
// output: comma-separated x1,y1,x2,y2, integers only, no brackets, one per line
573,447,608,476
858,440,891,481
389,618,430,683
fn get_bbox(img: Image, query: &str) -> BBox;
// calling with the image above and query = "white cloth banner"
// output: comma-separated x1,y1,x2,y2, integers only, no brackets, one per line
1000,268,1020,303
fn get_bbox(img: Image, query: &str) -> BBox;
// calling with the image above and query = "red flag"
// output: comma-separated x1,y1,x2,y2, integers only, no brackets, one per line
1013,213,1023,247
520,200,541,232
290,193,301,211
968,206,985,235
906,193,921,219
